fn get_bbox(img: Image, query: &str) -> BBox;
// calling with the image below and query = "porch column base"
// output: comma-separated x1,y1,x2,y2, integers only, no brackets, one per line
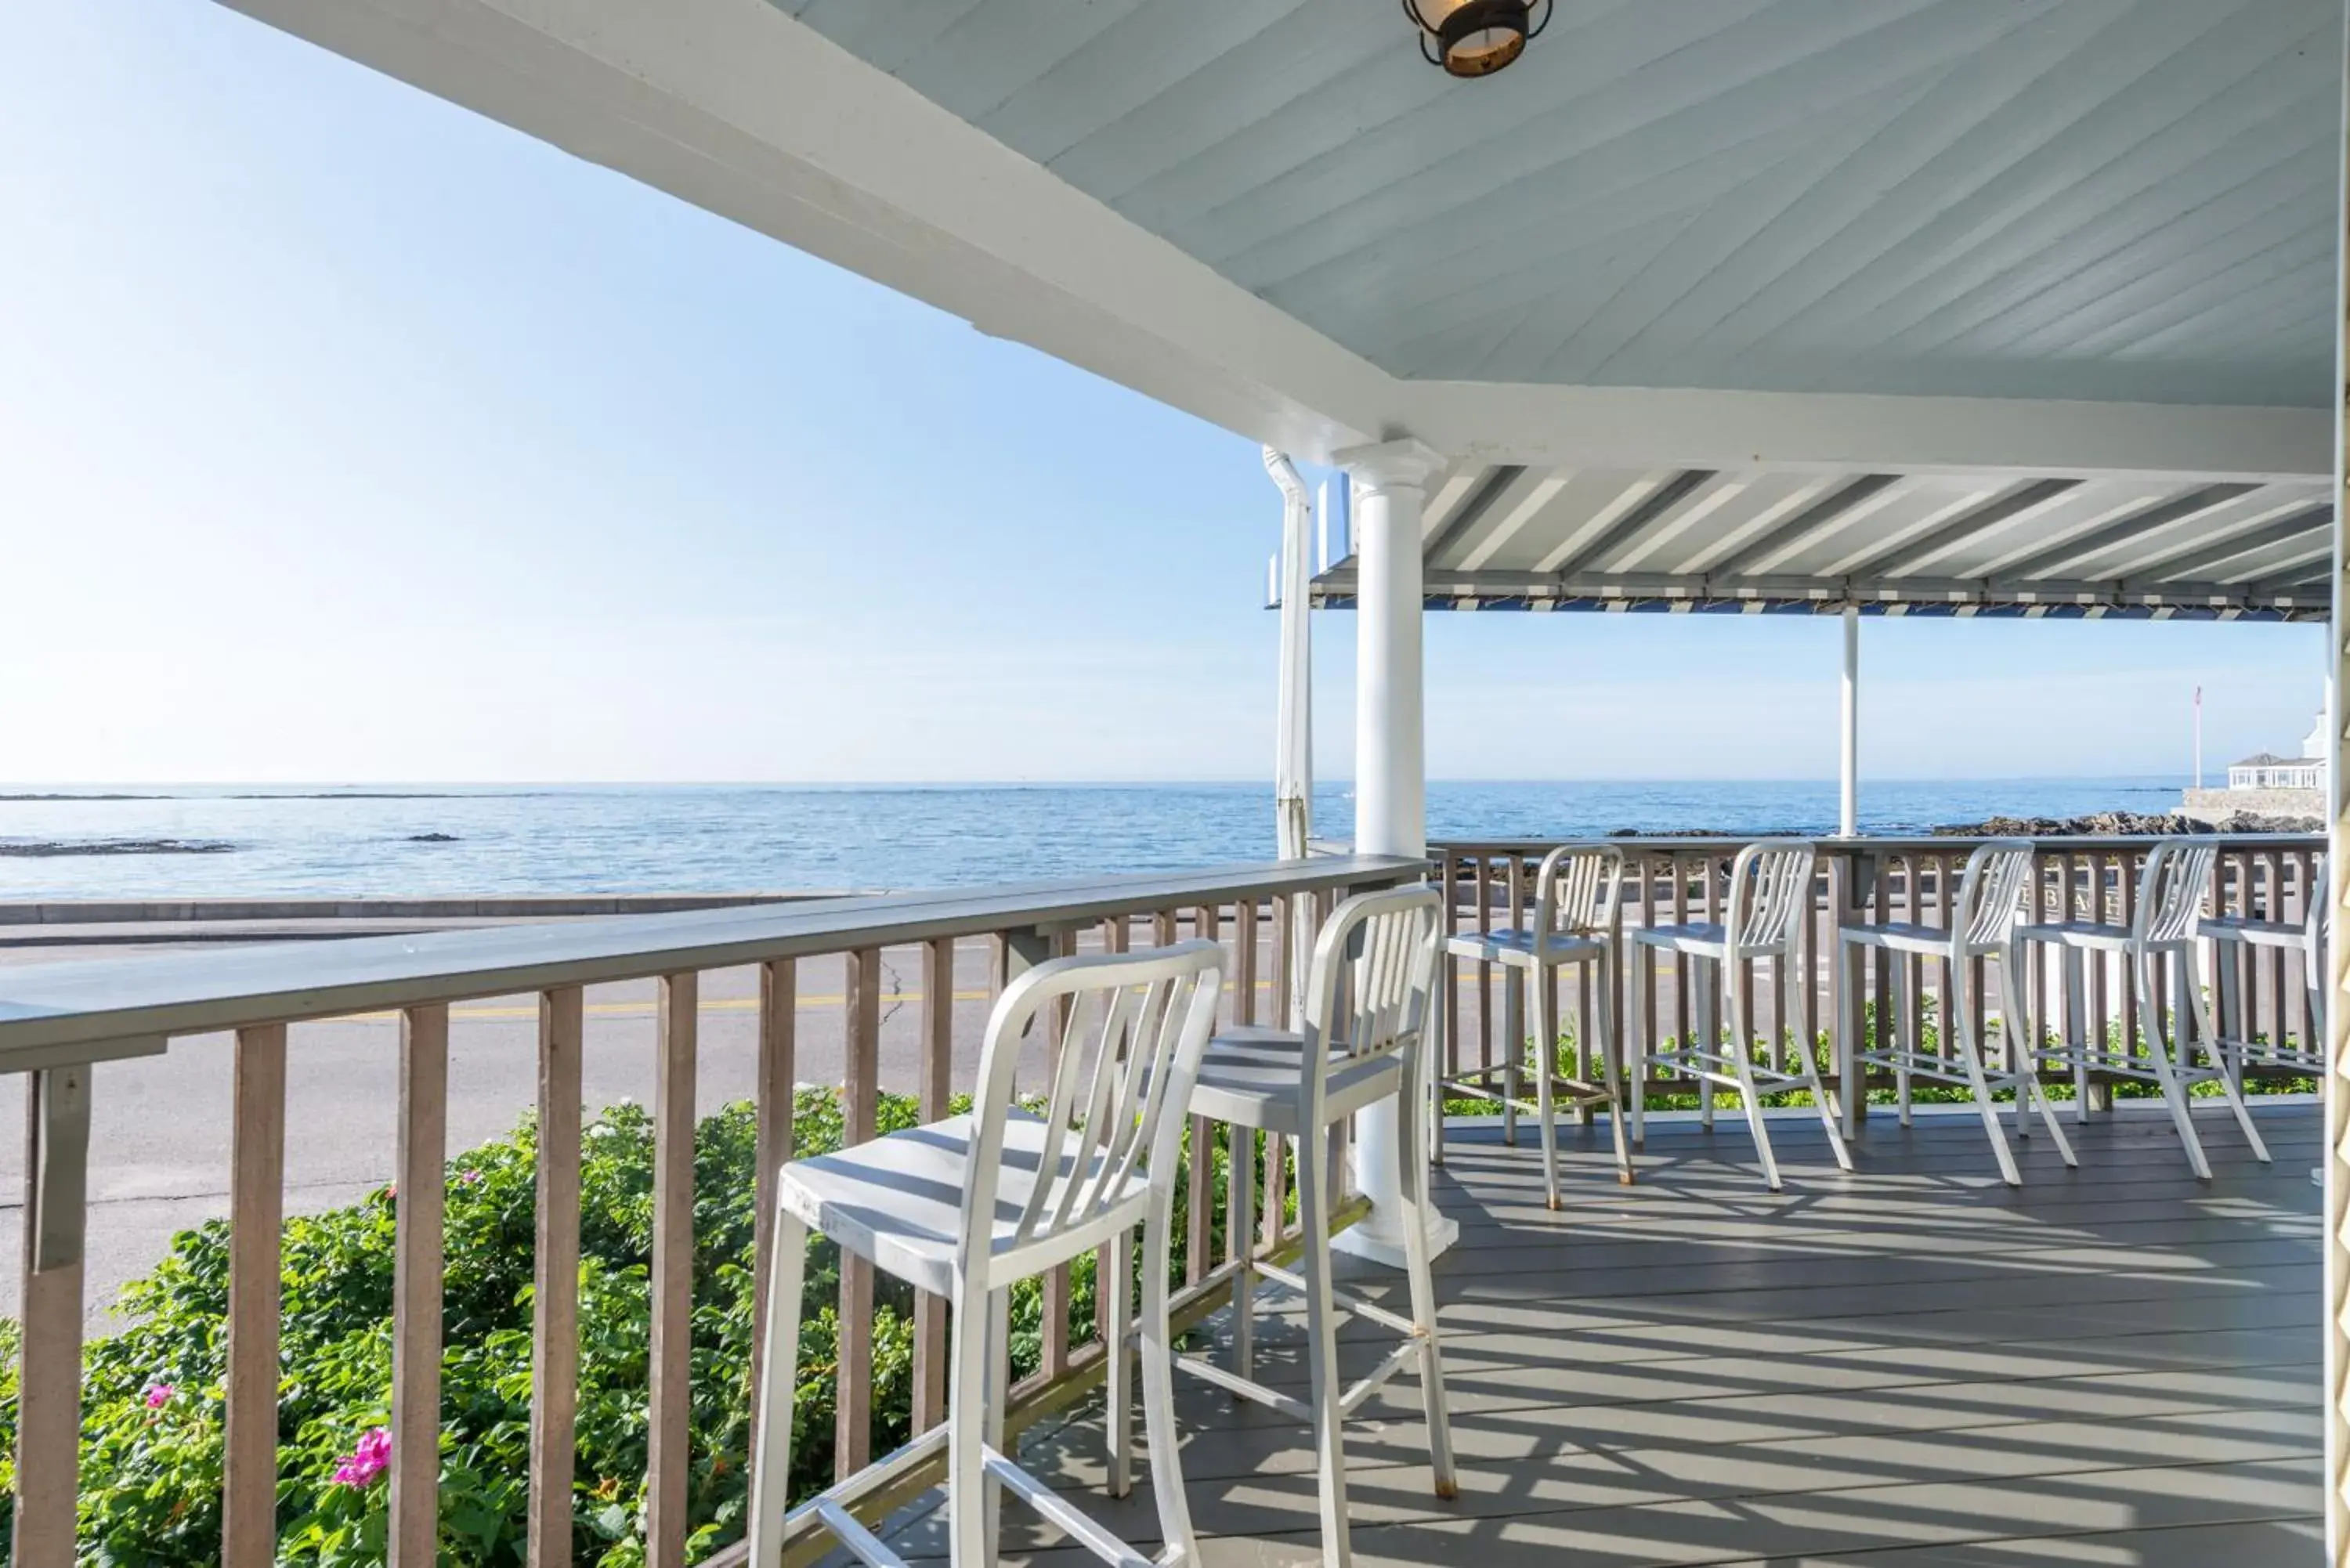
1332,1201,1459,1270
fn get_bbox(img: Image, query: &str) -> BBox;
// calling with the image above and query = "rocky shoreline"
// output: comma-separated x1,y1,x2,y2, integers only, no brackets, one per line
1928,809,2323,837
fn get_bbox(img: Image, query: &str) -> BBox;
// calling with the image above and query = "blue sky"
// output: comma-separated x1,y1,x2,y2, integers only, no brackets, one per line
0,1,2325,785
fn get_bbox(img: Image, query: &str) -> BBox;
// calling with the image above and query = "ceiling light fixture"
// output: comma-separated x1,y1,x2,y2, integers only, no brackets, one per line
1403,0,1549,78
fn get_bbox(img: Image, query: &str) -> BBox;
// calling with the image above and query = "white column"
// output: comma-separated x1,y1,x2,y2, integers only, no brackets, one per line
1839,607,1860,837
1332,436,1459,1269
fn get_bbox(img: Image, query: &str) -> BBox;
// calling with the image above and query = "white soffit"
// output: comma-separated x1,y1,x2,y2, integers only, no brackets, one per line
1306,461,2334,620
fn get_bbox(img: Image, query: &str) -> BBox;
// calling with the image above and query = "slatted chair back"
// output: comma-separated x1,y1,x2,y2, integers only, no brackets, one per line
1725,839,1817,958
1534,844,1625,941
964,940,1224,1277
1957,839,2038,951
2133,839,2218,947
1307,885,1444,1082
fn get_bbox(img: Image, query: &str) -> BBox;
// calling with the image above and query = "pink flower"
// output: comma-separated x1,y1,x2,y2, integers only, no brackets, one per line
331,1427,392,1487
457,1169,483,1187
384,1182,397,1201
141,1382,172,1410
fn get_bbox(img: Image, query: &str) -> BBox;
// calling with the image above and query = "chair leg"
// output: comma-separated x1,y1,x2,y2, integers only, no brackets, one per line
1229,1124,1256,1390
2193,952,2272,1163
1501,967,1522,1148
2215,939,2243,1086
1694,960,1717,1133
1295,1118,1353,1568
2007,947,2075,1167
985,1287,1008,1559
945,1274,991,1568
1837,934,1862,1143
2137,952,2212,1181
2025,1071,2078,1167
1596,952,1634,1185
2064,947,2092,1123
1725,966,1781,1191
1419,987,1438,1170
1891,956,1914,1128
1954,963,2020,1187
747,1212,807,1568
1531,960,1561,1210
1107,1227,1134,1498
1795,989,1853,1173
1140,1188,1198,1567
1629,945,1649,1151
2008,942,2032,1140
1395,1053,1457,1496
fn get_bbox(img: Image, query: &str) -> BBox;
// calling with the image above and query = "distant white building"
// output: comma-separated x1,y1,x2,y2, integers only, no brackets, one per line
2184,709,2326,822
2226,751,2323,791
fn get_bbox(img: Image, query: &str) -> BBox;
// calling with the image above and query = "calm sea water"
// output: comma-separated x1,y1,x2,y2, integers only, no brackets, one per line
0,779,2189,898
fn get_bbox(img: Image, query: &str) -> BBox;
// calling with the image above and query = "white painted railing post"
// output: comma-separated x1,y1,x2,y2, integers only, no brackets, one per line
1334,435,1459,1269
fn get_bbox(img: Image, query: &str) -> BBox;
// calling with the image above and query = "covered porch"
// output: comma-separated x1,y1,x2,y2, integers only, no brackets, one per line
5,1,2346,1565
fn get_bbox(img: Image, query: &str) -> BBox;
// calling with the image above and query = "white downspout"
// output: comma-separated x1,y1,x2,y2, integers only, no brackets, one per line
1264,446,1315,1035
1265,447,1313,863
1840,607,1860,837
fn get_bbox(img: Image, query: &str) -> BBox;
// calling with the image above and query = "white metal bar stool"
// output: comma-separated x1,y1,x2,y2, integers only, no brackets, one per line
1837,839,2074,1186
1444,844,1632,1204
1629,839,1849,1192
2016,838,2271,1180
2202,854,2327,1086
1131,884,1455,1568
748,939,1226,1568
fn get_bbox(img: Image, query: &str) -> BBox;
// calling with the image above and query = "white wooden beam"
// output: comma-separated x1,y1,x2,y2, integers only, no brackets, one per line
1410,381,2330,481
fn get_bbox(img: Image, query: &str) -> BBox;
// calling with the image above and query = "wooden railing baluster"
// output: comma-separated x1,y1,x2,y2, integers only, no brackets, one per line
836,952,880,1479
224,1023,287,1568
913,941,952,1433
647,975,698,1568
390,1003,448,1568
528,988,584,1568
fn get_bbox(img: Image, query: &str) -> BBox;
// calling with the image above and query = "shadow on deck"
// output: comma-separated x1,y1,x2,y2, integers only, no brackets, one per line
879,1101,2322,1566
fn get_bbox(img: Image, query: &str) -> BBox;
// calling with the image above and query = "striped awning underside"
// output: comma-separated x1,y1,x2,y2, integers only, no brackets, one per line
1303,465,2334,623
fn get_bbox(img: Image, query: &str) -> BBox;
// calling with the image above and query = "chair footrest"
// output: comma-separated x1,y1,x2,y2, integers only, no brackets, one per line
1855,1050,1986,1085
1249,1259,1420,1337
1644,1050,1810,1091
814,1498,909,1568
2033,1048,2224,1086
1171,1349,1314,1423
983,1450,1159,1568
1440,1074,1614,1111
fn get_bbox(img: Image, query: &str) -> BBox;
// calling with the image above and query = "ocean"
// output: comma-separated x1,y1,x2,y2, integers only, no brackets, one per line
0,779,2191,898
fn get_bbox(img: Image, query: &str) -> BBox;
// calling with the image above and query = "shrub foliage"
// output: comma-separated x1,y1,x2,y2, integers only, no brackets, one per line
0,1089,1229,1567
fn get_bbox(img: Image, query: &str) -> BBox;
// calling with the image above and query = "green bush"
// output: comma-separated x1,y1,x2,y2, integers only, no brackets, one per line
0,1090,1238,1567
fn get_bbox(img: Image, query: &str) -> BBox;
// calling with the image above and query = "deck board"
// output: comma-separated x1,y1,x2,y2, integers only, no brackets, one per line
877,1101,2320,1566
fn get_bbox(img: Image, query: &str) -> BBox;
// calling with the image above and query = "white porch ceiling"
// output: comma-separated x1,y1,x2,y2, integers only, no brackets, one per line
212,0,2336,479
1307,461,2333,620
779,0,2342,409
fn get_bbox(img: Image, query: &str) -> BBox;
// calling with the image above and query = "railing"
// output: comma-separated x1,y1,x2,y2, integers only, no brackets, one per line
1430,835,2326,1121
0,854,1421,1568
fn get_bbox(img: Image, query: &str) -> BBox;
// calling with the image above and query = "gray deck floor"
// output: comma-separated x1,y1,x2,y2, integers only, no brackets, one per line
882,1100,2322,1566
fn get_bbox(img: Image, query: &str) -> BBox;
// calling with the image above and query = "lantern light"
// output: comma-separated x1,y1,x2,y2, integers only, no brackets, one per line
1402,0,1550,78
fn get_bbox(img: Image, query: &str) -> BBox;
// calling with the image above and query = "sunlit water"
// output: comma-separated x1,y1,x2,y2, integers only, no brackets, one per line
0,779,2190,898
